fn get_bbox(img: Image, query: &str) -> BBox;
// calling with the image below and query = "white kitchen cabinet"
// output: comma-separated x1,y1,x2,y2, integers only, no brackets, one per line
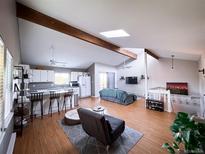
71,72,85,81
40,70,47,82
28,69,33,82
32,69,41,82
30,69,55,82
71,72,78,81
47,70,55,82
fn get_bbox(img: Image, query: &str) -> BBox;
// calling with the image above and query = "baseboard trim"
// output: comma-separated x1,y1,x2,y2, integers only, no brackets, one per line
6,133,16,154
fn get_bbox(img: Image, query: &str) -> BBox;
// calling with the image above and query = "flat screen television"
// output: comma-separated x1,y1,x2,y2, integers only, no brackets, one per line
126,77,138,84
166,82,188,95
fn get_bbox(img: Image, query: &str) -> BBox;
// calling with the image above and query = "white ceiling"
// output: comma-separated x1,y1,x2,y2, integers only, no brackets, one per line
17,0,205,67
18,19,130,69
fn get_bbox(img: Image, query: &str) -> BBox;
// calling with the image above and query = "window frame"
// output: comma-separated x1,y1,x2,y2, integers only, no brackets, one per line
4,49,13,119
54,72,70,85
0,36,5,136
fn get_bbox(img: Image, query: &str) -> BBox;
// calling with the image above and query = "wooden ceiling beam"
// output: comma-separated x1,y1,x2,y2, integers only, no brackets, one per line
145,49,159,60
16,2,137,59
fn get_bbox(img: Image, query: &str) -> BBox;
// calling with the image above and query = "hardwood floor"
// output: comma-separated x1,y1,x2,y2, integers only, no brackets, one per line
14,97,175,154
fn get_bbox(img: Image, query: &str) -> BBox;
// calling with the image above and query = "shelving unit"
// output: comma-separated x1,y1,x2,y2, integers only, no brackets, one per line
13,66,30,136
146,99,164,112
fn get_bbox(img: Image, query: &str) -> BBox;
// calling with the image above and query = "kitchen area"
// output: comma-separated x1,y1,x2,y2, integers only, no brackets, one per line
13,64,91,135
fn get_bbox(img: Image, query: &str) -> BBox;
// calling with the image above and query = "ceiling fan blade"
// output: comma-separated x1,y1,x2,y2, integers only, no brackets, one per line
54,61,67,64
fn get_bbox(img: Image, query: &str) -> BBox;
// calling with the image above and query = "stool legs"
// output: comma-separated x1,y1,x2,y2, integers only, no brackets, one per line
49,98,61,116
70,96,72,109
49,99,53,116
30,101,33,122
30,101,43,121
62,97,67,112
40,100,43,119
57,99,60,114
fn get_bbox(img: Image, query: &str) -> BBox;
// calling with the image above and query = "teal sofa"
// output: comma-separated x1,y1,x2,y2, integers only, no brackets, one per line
99,88,137,105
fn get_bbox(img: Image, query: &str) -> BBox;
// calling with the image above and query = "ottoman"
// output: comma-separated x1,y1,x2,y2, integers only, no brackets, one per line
64,109,81,125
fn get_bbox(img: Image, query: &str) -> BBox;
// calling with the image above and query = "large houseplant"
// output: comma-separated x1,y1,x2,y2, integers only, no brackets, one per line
162,112,205,154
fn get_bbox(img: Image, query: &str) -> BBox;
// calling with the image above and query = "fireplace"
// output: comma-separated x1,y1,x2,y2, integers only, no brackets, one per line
166,82,188,95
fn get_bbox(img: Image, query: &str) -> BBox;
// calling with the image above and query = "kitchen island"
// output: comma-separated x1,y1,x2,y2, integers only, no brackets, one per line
19,86,80,117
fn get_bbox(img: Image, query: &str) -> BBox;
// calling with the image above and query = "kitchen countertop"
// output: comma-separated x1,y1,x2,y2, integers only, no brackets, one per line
27,87,79,98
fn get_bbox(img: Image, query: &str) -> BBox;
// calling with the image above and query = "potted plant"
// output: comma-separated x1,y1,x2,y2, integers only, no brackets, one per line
162,112,205,154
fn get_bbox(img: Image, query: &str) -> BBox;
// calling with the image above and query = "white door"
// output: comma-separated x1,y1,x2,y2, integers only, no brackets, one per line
85,77,91,96
40,70,47,82
32,69,41,82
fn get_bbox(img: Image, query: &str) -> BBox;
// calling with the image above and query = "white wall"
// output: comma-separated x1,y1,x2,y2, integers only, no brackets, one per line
0,0,21,65
0,0,21,153
148,57,199,95
94,63,117,97
117,53,145,97
198,54,205,116
117,53,199,98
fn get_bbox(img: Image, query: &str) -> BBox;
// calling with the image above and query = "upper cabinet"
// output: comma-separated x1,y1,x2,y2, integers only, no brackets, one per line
71,72,88,81
40,70,47,82
32,69,41,82
47,70,55,82
30,69,55,82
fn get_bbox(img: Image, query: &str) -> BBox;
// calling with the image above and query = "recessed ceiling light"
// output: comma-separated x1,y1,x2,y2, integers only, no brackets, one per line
100,29,130,38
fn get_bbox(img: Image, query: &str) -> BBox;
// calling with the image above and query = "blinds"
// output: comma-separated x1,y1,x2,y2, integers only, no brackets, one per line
0,38,5,134
4,49,13,119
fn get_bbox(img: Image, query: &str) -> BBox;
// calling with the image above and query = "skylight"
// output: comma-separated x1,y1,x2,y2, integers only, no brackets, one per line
100,29,130,38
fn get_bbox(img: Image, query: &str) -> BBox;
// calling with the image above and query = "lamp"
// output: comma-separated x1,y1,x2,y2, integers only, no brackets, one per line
171,55,175,69
199,68,205,74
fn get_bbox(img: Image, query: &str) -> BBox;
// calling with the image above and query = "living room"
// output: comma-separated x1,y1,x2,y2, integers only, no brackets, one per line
0,0,205,154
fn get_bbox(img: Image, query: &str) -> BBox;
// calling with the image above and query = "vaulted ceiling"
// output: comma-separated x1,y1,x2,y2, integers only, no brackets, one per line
17,0,204,68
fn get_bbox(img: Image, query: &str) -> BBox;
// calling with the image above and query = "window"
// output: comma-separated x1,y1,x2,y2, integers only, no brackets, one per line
99,72,108,90
4,49,13,119
0,37,5,135
54,73,70,85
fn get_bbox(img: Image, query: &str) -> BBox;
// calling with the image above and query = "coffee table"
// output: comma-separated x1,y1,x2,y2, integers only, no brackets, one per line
92,106,105,115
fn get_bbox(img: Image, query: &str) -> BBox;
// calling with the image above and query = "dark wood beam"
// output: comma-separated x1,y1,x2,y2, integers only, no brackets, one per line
145,49,159,60
16,2,137,59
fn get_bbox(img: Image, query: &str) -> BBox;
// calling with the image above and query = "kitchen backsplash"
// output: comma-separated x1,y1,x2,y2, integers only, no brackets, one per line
28,82,76,91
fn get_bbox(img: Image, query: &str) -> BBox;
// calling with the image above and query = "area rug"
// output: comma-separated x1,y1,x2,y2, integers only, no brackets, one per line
58,120,143,154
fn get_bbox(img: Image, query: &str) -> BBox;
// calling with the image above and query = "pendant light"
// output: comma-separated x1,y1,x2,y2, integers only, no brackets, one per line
171,55,175,69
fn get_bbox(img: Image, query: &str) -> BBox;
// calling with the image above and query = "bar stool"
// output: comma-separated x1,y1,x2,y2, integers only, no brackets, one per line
30,92,44,122
48,91,61,116
62,90,73,112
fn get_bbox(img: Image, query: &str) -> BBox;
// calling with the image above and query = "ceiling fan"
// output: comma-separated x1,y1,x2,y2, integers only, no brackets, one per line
49,45,67,66
118,60,132,69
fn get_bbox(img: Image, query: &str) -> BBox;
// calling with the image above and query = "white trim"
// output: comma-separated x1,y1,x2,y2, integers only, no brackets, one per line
4,112,14,129
0,112,14,145
6,133,16,154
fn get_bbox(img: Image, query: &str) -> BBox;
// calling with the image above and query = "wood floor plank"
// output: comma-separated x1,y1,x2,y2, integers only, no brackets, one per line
14,97,175,154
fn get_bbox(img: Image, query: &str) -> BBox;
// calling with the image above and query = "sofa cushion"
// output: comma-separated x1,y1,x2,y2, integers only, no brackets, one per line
115,90,128,102
104,115,125,138
99,88,117,98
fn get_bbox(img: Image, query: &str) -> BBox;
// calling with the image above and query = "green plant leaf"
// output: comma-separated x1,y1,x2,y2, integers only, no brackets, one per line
183,130,191,143
172,142,179,150
162,143,170,148
167,147,176,154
